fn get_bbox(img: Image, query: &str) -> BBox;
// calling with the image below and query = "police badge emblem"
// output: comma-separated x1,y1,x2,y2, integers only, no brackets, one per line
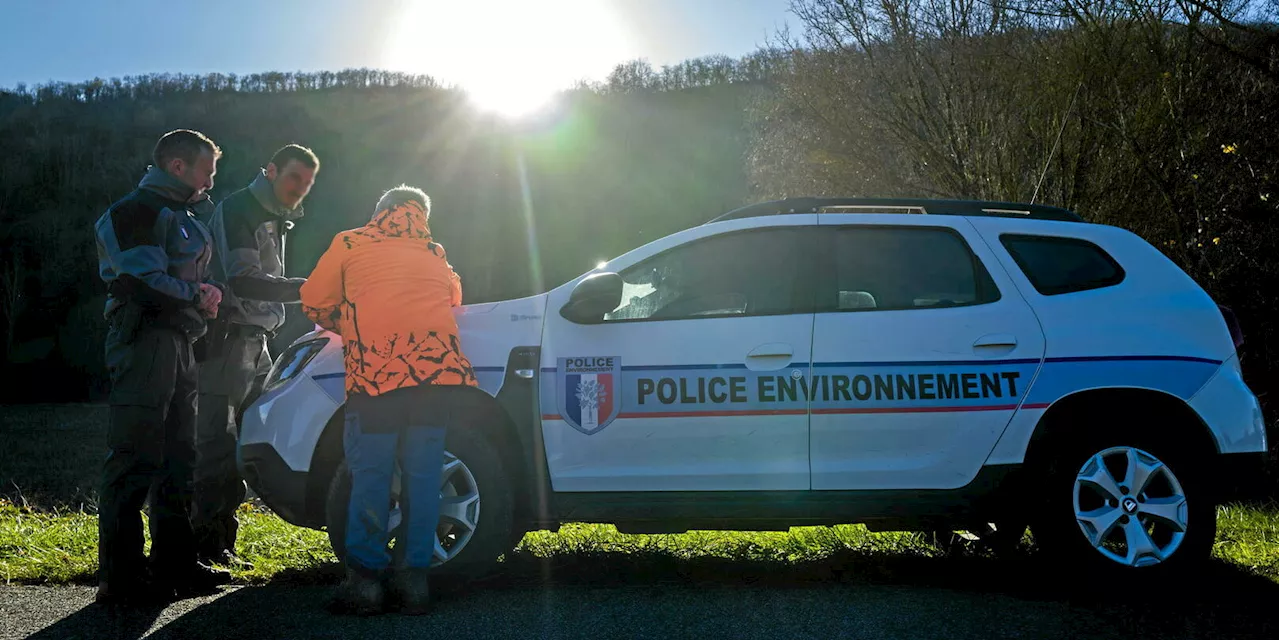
556,356,622,435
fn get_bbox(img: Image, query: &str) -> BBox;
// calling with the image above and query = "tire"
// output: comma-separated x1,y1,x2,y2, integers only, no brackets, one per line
325,425,515,584
1029,419,1215,581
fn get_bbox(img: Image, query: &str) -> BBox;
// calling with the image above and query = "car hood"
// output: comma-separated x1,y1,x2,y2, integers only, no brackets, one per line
289,293,550,396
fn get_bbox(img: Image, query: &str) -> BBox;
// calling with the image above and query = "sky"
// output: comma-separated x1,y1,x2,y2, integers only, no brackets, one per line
0,0,799,94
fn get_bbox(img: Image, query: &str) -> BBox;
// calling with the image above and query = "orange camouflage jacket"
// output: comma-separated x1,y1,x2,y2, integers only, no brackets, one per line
300,201,477,397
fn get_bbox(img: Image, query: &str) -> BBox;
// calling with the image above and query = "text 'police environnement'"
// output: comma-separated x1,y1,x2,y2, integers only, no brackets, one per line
635,372,1022,405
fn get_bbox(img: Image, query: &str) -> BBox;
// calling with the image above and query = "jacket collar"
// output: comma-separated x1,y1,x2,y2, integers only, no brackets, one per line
138,165,195,203
249,170,305,221
138,166,214,216
368,201,431,240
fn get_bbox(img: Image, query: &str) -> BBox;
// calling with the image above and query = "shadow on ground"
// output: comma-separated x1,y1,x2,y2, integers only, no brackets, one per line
18,550,1278,640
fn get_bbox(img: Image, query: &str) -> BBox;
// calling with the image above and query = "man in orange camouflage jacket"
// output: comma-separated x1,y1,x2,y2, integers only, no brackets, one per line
300,185,476,615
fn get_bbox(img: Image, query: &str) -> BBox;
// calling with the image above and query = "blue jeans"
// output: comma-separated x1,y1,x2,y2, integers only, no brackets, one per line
343,403,446,574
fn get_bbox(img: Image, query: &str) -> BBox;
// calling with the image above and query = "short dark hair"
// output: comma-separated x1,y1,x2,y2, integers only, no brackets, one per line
376,185,430,218
269,144,320,171
153,129,221,168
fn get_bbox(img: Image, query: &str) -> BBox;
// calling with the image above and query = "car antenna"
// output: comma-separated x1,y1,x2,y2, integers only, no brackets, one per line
1032,80,1083,205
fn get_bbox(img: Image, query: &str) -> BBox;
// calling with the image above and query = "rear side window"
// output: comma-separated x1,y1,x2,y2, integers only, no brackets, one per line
1000,234,1125,295
821,226,1000,312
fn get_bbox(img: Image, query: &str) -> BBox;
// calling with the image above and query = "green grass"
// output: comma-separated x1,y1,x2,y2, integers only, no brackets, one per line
518,523,939,564
231,503,336,583
0,500,339,585
0,501,98,584
2,499,1275,586
1213,501,1279,579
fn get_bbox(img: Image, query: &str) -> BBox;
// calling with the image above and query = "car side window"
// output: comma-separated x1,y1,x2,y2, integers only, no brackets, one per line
604,228,807,322
822,226,1000,312
1000,234,1125,295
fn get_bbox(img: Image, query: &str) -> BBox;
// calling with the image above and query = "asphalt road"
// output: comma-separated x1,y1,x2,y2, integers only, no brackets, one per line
4,560,1276,640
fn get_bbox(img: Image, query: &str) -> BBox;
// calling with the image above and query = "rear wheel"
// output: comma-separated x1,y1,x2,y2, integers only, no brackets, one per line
325,426,515,583
1030,425,1214,580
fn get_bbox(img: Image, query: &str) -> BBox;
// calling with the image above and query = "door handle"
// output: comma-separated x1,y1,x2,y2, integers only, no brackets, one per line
973,334,1018,348
748,343,793,358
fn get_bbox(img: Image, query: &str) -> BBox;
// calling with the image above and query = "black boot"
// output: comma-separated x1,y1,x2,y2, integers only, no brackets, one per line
327,566,385,616
181,561,233,595
157,561,232,600
388,567,431,615
95,570,174,607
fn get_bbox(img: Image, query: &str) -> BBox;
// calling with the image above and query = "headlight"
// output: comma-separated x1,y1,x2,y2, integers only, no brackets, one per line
264,337,329,392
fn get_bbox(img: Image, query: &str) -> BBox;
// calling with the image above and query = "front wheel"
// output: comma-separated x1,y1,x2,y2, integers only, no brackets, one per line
325,426,515,583
1031,435,1215,579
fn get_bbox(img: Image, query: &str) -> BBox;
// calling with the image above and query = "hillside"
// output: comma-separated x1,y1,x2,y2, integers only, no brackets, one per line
0,77,757,401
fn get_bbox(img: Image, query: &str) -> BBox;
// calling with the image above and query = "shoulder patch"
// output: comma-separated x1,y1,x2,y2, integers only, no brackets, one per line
109,193,163,251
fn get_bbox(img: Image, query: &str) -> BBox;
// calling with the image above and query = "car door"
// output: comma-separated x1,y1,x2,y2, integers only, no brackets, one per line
809,215,1046,490
539,216,818,492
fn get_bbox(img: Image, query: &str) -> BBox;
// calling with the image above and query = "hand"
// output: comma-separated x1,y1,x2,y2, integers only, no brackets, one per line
198,283,222,318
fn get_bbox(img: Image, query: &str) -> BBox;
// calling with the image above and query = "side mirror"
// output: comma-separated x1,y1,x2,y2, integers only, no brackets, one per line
560,272,623,324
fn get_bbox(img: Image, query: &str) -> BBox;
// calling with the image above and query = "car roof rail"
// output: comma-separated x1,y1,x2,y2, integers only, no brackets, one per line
705,197,1086,224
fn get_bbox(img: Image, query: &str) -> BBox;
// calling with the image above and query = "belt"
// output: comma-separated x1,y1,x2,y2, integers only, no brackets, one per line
107,302,199,342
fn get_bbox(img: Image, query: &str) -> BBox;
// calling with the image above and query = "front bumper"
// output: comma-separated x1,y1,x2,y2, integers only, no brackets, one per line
239,442,317,528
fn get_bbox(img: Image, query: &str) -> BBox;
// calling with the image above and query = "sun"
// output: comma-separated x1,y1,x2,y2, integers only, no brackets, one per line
383,0,635,119
462,74,560,119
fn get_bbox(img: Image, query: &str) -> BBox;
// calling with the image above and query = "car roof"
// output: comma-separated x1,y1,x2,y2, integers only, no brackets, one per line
705,197,1085,224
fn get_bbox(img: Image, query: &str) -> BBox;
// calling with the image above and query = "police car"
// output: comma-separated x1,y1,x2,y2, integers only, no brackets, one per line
237,197,1268,581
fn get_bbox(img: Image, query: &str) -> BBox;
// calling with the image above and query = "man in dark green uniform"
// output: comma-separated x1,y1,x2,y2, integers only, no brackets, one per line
192,144,317,566
93,129,232,605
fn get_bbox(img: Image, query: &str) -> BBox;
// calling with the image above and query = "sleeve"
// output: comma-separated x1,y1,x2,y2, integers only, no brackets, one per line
102,203,199,308
215,200,306,303
196,219,226,294
300,235,346,332
435,242,463,307
449,263,463,307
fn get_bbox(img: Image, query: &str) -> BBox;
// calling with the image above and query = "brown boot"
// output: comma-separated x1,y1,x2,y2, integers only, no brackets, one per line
388,568,431,615
326,566,385,616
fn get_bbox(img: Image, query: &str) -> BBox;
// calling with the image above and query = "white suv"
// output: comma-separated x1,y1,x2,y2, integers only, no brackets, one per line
236,197,1268,580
